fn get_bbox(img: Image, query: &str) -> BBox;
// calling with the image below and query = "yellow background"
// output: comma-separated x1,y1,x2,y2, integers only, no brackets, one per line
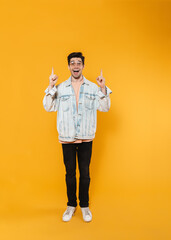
0,0,170,239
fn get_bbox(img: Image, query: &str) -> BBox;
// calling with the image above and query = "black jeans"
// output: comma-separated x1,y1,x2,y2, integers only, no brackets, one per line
62,141,93,208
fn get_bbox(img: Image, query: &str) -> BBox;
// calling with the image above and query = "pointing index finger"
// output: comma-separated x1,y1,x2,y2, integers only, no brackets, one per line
100,69,103,77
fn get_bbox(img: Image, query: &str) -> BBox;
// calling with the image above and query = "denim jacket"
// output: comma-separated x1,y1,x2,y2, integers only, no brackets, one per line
43,75,112,142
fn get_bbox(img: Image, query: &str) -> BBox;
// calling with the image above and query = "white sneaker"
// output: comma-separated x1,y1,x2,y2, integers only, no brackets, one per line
62,206,76,222
81,207,92,222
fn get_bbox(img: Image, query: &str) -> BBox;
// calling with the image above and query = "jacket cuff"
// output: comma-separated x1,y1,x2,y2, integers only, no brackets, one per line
97,86,112,98
45,85,57,96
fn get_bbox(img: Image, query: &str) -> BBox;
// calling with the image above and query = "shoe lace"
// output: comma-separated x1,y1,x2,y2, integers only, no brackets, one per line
84,208,91,216
65,207,74,215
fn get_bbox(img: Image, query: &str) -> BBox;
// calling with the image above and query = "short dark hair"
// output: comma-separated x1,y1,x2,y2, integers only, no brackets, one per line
67,52,85,65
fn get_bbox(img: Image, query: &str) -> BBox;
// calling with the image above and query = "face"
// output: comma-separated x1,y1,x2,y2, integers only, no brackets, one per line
68,57,84,79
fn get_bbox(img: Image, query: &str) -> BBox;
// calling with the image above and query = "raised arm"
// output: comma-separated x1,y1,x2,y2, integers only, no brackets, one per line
96,70,112,112
43,68,59,112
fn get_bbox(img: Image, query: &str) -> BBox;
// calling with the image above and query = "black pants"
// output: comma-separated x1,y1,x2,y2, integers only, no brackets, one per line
62,141,93,208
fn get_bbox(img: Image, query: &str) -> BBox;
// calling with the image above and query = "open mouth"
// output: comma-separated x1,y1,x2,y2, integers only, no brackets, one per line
73,70,79,76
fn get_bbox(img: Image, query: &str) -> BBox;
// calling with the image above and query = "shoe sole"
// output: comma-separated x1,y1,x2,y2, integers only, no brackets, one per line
83,217,92,222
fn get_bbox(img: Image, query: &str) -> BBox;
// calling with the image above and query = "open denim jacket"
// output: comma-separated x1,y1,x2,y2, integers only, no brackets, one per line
43,76,112,142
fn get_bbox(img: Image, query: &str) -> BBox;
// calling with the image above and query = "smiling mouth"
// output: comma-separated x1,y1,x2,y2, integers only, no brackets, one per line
73,70,79,73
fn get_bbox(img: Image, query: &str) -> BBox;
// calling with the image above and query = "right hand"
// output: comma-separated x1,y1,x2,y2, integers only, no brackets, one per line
49,74,58,89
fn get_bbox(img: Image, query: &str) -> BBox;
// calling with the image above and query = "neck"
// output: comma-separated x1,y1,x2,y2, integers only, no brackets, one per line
71,75,83,82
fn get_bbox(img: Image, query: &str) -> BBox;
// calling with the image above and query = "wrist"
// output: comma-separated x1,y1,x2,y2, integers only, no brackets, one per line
101,86,107,95
48,85,54,90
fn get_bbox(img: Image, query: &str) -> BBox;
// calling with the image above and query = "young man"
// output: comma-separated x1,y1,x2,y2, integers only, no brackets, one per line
43,52,112,222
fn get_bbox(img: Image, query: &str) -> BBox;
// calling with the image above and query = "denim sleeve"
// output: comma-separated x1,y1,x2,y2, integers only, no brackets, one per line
43,85,59,112
96,86,112,112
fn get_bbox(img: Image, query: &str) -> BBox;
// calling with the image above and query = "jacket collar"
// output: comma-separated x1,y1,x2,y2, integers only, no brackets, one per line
65,75,89,87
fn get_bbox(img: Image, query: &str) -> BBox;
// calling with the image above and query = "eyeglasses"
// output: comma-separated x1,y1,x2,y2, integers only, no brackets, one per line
70,61,83,66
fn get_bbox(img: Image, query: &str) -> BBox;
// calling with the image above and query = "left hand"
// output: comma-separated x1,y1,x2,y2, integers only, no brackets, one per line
96,69,105,89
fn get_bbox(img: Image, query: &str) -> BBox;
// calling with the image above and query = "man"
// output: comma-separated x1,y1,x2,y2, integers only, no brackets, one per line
43,52,112,222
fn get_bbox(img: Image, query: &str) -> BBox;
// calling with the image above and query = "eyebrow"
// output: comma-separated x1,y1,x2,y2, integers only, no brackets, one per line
70,60,82,63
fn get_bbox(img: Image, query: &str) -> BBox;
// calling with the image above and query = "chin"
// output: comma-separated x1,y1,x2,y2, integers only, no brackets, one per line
73,74,81,79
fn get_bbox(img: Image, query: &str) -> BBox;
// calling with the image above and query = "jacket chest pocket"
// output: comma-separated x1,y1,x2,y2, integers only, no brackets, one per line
85,95,96,110
60,96,70,112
